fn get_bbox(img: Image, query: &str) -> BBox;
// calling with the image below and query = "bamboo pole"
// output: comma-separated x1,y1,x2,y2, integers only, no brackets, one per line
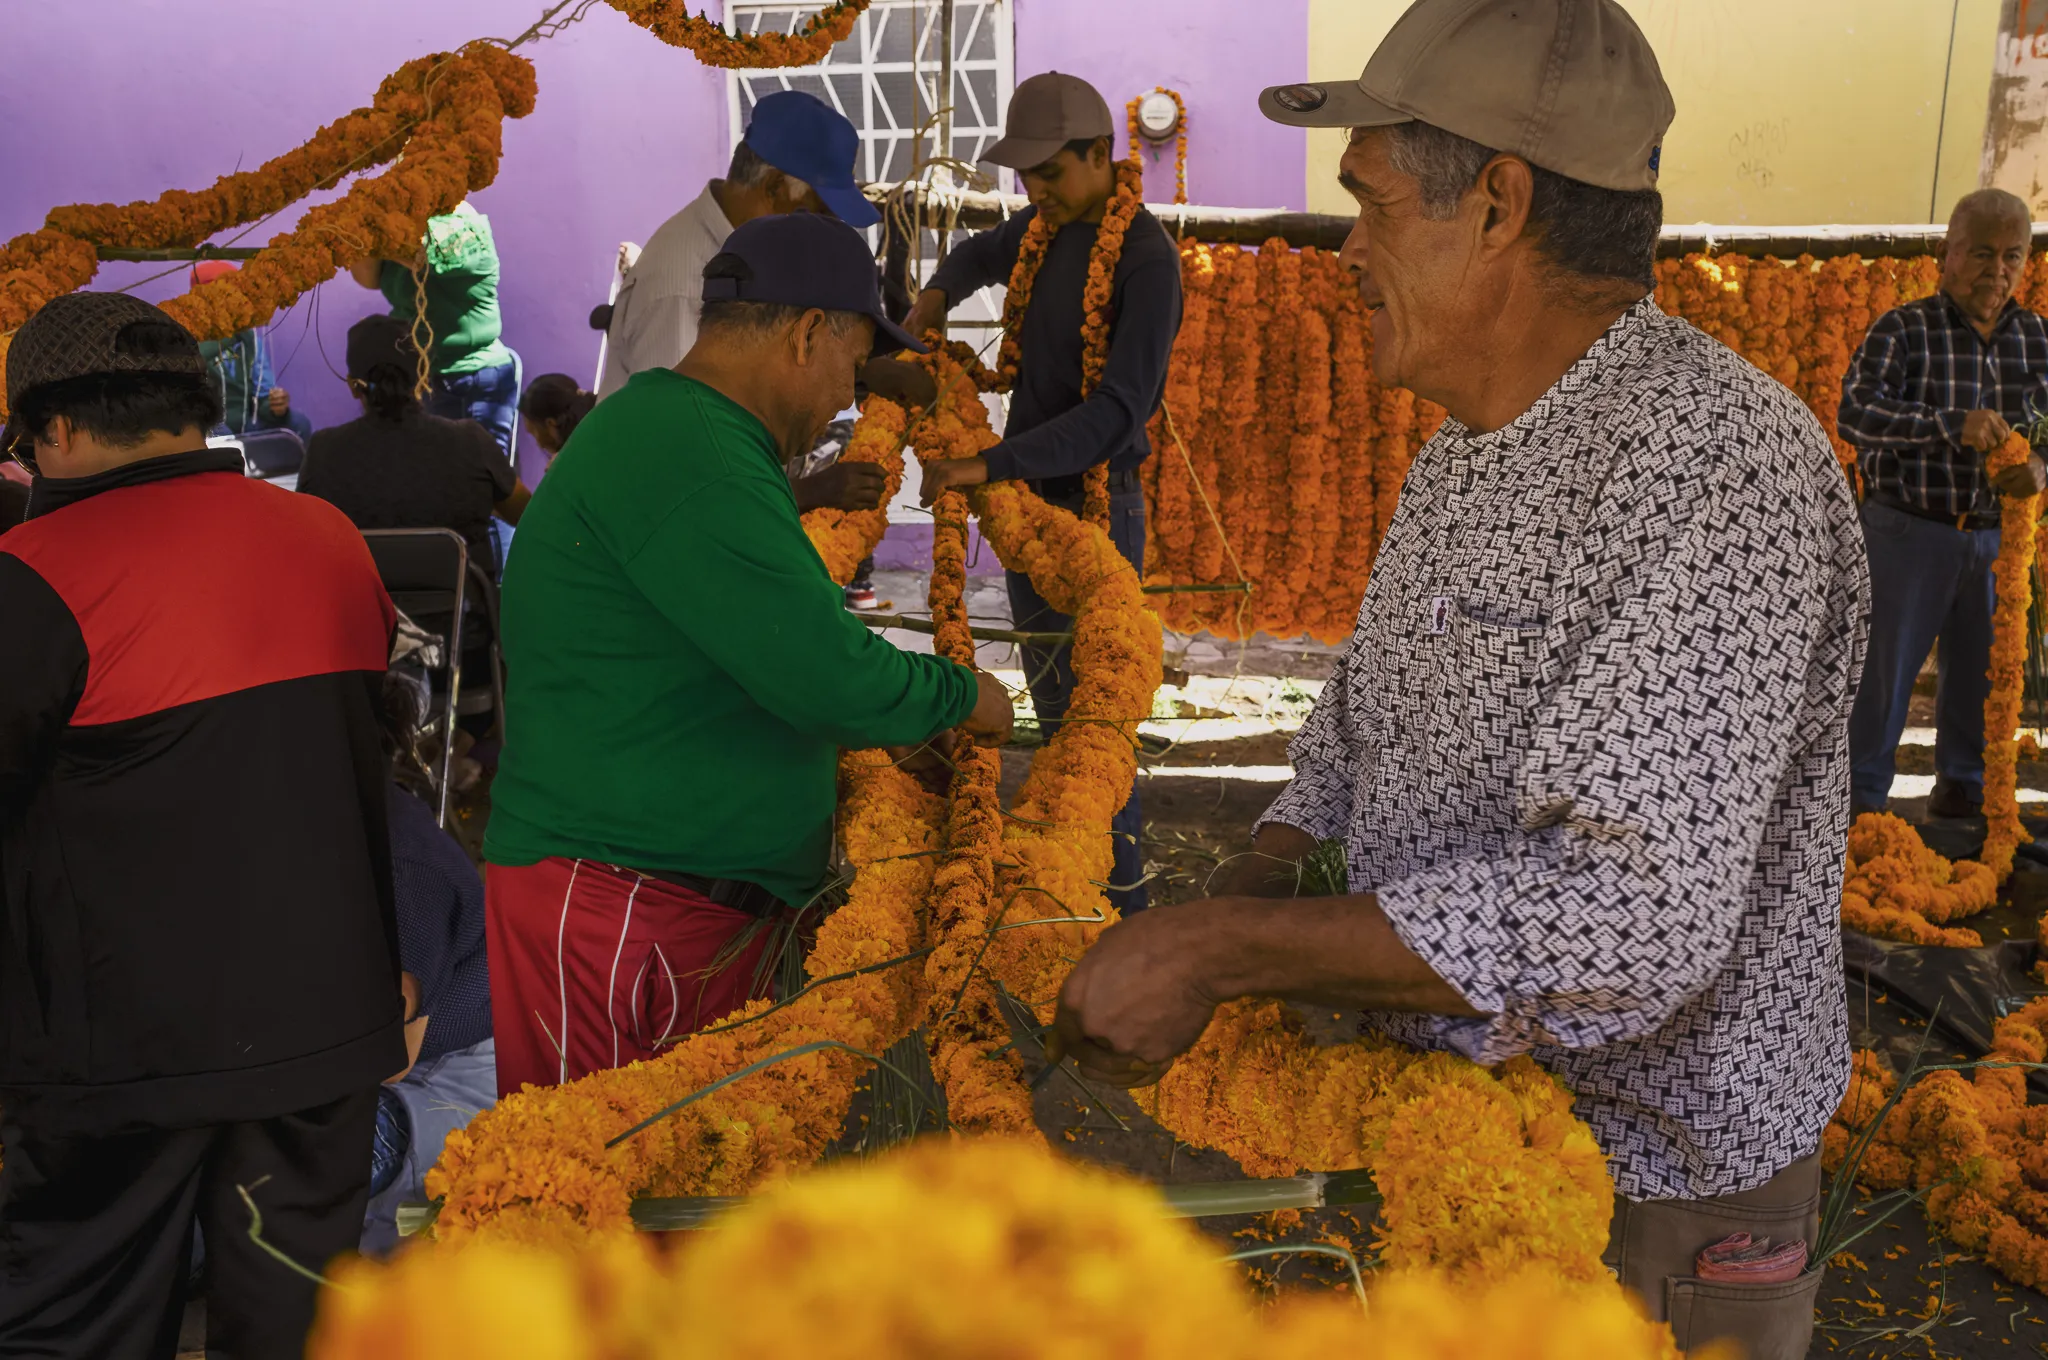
393,1167,1382,1238
858,612,1069,646
860,182,2039,260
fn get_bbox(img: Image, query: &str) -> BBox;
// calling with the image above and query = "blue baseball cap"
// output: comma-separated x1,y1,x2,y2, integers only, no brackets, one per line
702,213,924,357
743,91,881,230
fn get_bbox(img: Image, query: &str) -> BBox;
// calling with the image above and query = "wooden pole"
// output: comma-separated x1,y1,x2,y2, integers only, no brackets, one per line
857,182,2041,259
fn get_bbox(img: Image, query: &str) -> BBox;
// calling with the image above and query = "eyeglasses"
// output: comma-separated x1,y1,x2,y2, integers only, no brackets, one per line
3,425,38,478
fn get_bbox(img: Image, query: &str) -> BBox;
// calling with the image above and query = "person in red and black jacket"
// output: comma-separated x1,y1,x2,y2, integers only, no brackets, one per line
0,294,408,1360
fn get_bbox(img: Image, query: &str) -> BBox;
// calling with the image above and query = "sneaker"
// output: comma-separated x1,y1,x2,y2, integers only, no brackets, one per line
845,584,880,611
1925,777,1983,820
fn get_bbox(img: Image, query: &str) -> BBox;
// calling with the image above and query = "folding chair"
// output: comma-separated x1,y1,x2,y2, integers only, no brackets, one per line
361,529,470,827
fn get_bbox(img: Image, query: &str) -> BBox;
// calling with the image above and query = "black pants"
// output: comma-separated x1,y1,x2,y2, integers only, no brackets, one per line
1008,485,1149,914
0,1090,378,1360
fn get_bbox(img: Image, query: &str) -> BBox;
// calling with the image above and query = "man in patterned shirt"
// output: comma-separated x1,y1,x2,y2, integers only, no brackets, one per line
1048,2,1868,1355
1839,188,2048,820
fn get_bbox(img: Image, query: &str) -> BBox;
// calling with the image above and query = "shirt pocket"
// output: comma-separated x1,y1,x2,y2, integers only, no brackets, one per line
1422,598,1549,788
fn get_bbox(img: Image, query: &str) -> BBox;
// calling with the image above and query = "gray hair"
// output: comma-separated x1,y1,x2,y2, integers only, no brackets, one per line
1379,121,1663,290
727,139,812,198
1948,187,2031,238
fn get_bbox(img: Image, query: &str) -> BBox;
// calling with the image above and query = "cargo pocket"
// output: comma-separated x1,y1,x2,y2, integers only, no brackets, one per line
1665,1268,1823,1360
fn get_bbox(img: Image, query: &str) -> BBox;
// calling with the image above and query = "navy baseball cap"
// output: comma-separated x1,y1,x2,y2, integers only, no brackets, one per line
702,213,924,357
743,91,881,230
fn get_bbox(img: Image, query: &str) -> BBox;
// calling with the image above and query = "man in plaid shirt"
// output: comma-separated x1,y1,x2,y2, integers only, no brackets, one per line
1839,188,2048,819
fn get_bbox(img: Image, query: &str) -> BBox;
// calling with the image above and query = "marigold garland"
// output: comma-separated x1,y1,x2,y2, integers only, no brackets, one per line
1142,243,1214,623
1145,1000,1613,1283
1825,998,2048,1292
1839,811,1997,947
318,1140,1689,1360
804,395,908,584
1983,431,2040,879
606,0,869,69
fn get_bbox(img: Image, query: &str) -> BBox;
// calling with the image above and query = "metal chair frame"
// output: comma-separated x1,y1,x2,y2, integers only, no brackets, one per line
361,528,469,827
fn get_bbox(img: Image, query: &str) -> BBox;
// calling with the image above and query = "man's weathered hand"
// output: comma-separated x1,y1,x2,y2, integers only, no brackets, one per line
267,387,291,418
1963,408,2013,452
860,357,937,408
1050,903,1227,1087
795,460,889,513
1994,452,2048,498
919,455,990,507
960,669,1014,747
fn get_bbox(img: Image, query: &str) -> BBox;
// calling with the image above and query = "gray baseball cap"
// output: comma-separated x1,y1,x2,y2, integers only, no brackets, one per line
1258,0,1675,193
985,71,1115,171
5,291,205,414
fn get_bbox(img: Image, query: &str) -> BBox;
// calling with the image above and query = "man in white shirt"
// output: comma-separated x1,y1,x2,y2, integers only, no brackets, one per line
603,91,877,396
603,91,895,524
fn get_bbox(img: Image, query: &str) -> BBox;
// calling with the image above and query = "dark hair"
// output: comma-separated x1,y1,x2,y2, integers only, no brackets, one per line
11,315,224,448
375,672,434,798
1382,121,1663,290
354,364,418,423
10,319,224,449
519,373,597,442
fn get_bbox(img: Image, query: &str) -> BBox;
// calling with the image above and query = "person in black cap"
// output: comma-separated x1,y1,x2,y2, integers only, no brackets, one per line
299,313,531,578
899,71,1184,915
0,293,406,1358
481,213,1015,1095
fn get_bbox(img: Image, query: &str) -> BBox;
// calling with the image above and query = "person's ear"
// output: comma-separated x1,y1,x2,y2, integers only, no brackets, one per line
790,308,829,367
39,413,75,458
1472,154,1535,259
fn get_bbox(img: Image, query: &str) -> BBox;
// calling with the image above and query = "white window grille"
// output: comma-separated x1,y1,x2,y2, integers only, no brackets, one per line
725,1,1014,189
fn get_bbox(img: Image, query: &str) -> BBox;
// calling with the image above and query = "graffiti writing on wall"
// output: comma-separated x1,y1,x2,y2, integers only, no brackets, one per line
1728,117,1791,190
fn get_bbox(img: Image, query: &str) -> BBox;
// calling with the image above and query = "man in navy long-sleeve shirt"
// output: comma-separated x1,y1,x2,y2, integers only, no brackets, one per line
906,72,1183,914
1837,188,2048,819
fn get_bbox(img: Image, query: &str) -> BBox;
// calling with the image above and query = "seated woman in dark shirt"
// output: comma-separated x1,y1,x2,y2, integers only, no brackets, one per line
300,315,530,574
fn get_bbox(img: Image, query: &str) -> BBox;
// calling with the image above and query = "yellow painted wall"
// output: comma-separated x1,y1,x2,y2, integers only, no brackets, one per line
1303,0,1999,227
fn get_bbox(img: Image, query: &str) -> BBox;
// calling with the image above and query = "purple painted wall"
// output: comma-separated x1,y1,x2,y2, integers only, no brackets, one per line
1015,0,1307,214
2,2,1308,485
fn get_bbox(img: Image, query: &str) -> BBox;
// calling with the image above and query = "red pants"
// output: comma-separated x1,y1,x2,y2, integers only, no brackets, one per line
484,857,778,1097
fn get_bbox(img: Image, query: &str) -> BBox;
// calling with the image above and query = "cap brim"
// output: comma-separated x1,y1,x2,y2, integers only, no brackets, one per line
816,179,881,231
1257,80,1414,130
982,134,1071,171
869,312,926,358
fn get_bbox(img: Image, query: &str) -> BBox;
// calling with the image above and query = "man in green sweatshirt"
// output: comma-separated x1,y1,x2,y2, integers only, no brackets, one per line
484,214,1011,1095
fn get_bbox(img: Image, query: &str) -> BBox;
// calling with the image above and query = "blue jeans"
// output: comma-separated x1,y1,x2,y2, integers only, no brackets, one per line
1848,499,2001,810
425,359,519,459
1008,486,1149,914
359,1037,498,1257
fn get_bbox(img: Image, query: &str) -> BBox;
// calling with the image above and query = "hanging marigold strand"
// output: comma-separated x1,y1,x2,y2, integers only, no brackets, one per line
606,0,870,69
1983,431,2040,881
0,44,537,419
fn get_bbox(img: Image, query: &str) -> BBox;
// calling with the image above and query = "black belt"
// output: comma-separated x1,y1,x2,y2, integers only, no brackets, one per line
1033,465,1141,502
1870,493,1999,533
647,871,788,919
